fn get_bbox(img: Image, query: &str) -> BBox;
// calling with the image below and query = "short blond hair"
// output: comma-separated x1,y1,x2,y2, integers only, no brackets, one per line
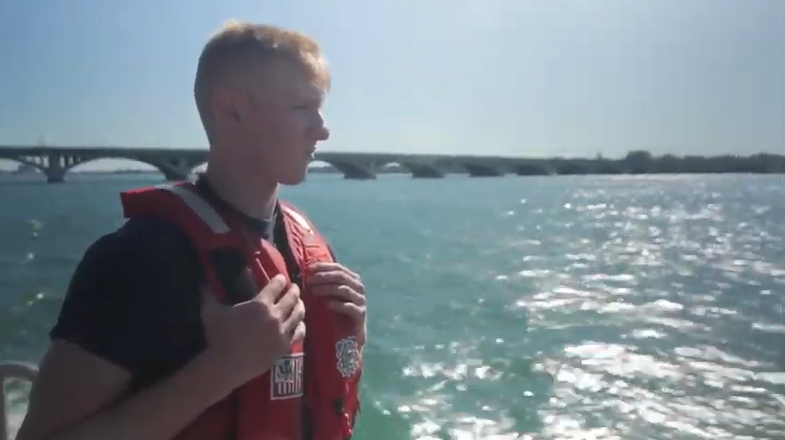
193,21,330,141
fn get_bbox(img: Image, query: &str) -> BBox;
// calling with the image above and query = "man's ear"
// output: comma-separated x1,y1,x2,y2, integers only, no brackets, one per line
212,85,242,124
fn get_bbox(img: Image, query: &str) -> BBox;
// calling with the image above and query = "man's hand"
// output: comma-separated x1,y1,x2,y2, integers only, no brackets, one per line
200,274,306,391
306,262,367,344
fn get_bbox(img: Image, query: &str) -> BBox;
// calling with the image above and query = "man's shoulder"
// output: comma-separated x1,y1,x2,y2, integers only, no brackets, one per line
52,214,206,379
88,215,197,263
116,214,191,240
68,214,204,307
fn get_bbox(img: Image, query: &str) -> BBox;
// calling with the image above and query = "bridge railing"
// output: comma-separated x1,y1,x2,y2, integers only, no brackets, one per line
1,361,37,440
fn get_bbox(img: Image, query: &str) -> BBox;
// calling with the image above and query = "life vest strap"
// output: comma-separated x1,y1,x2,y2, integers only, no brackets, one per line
152,183,231,234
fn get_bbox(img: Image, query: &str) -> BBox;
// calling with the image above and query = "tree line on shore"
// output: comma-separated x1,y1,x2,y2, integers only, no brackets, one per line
312,150,785,176
516,151,785,175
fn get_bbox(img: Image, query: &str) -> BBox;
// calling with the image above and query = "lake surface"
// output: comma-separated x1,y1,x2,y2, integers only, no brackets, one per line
1,173,784,439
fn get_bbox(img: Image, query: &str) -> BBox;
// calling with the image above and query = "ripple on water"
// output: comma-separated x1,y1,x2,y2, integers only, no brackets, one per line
393,339,554,439
501,177,785,439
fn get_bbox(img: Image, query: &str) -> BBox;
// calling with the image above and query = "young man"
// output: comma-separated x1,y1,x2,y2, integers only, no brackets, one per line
15,22,366,440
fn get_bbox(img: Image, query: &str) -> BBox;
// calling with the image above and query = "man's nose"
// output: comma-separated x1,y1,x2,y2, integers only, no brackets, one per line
310,115,330,141
313,125,329,141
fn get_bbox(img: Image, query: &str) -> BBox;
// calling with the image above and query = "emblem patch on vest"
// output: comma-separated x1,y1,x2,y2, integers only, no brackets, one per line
270,353,304,400
335,337,361,378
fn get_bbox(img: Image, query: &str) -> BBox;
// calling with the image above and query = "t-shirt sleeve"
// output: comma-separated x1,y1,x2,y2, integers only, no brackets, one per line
49,217,204,377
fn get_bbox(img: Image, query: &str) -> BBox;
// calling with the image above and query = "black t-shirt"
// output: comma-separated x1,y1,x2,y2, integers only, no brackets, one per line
49,176,319,392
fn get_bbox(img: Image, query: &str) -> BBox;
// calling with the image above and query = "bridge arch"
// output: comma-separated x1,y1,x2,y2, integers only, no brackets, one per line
306,160,342,178
70,156,204,181
70,158,157,173
0,156,77,182
192,162,208,174
0,158,46,176
318,159,376,180
306,158,445,179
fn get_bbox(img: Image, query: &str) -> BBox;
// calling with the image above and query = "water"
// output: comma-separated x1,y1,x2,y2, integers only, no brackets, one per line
1,173,784,440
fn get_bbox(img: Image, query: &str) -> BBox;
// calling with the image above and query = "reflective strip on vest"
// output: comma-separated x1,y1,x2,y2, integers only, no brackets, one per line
282,206,312,234
154,184,230,234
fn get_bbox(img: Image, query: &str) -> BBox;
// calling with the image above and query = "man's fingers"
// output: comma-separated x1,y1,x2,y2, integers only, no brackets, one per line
250,274,288,305
291,321,306,343
312,285,366,306
283,299,306,337
308,271,364,294
308,262,360,280
327,301,365,321
274,284,301,317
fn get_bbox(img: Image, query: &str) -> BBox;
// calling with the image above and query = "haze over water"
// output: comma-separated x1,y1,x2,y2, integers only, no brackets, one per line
1,173,784,439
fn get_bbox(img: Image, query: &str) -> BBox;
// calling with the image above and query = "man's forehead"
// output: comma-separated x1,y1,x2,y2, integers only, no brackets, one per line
243,58,326,100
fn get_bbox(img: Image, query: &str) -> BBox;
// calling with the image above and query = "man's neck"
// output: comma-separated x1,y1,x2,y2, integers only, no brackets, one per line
203,165,278,221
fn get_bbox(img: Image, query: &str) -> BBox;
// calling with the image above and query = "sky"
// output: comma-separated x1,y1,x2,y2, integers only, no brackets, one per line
0,0,783,171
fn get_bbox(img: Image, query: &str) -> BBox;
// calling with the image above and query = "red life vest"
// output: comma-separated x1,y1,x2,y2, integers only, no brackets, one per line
119,181,362,440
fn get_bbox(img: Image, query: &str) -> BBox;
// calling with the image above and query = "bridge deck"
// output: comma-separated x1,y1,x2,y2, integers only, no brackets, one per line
0,145,529,163
0,145,541,182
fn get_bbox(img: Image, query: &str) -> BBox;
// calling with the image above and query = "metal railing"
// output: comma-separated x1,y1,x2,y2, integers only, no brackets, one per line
0,361,38,440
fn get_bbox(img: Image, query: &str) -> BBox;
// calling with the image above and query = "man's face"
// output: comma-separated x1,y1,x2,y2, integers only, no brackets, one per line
225,58,330,186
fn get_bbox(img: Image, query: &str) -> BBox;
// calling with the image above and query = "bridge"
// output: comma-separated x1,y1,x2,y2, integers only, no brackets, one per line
0,145,552,183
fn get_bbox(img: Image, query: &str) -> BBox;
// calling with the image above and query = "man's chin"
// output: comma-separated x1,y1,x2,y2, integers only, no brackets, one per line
278,170,308,186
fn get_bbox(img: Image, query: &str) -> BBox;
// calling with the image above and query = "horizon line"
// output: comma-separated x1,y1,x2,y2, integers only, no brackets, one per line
0,145,781,161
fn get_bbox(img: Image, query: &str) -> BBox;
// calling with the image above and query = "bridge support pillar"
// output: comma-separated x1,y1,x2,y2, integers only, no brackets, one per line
162,171,189,182
156,157,201,182
45,153,67,183
463,164,503,177
343,169,376,180
327,161,377,180
406,163,444,178
46,172,66,183
515,164,550,176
